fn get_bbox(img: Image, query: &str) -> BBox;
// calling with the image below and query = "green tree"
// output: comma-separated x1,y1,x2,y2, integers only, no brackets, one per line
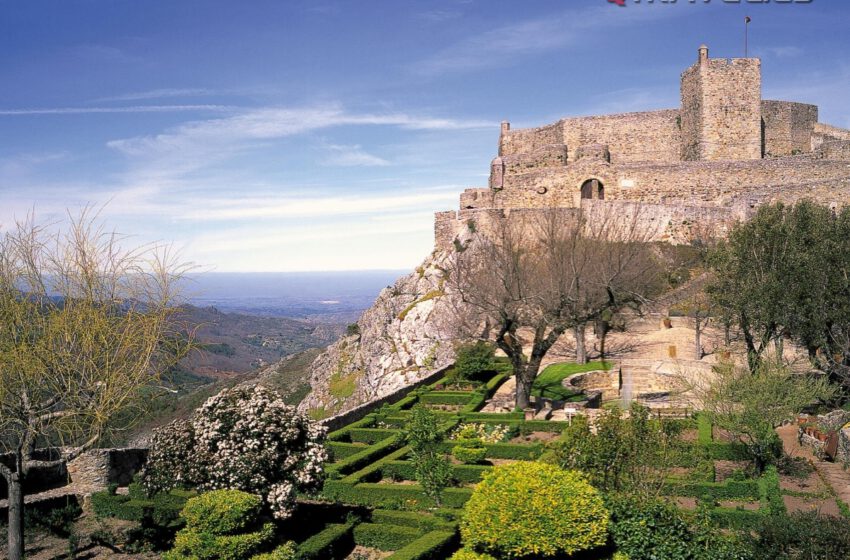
694,360,835,472
452,340,495,380
0,213,191,560
404,406,452,506
707,200,850,376
544,403,681,497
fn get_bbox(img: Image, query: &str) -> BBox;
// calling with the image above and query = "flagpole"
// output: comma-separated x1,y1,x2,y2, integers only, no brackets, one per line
745,16,750,57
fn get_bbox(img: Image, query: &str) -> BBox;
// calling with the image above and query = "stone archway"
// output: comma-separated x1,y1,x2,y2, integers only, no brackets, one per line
580,179,604,200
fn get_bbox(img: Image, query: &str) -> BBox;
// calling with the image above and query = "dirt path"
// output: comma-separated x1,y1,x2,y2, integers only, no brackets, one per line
777,424,850,515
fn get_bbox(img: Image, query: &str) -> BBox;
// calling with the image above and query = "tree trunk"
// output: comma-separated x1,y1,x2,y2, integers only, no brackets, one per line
515,367,534,410
575,324,587,364
7,471,25,560
694,317,702,359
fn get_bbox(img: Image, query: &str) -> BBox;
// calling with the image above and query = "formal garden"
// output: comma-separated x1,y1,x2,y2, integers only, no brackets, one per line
66,347,850,560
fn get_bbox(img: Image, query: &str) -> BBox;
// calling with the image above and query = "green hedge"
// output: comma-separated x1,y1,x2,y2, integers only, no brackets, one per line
392,395,419,410
758,465,786,516
460,412,523,422
382,460,491,484
327,416,376,442
419,392,474,406
460,392,487,413
322,481,473,510
342,446,411,484
706,442,750,461
709,507,763,530
327,436,402,478
370,510,455,531
387,530,458,560
349,428,401,444
696,413,713,445
436,441,541,460
328,442,369,461
353,523,422,551
91,489,191,526
666,479,759,500
295,523,355,560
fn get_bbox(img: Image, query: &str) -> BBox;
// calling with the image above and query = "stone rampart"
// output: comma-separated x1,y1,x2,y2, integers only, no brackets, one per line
762,100,818,157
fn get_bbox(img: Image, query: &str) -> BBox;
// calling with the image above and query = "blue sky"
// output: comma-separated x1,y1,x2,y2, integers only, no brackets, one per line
1,0,848,271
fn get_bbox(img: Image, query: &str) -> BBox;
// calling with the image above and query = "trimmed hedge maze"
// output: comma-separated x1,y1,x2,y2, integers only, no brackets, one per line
92,362,785,559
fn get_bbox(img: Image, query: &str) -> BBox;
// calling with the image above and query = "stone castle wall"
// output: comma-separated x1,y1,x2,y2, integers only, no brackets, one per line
490,156,850,210
435,45,850,253
762,100,818,157
680,51,762,161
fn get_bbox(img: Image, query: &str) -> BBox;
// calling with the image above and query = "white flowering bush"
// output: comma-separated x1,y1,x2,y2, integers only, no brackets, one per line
142,386,328,519
450,423,514,444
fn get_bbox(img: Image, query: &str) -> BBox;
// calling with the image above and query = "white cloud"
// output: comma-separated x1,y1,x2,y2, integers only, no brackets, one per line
96,88,219,102
412,5,677,76
0,105,235,116
322,144,390,167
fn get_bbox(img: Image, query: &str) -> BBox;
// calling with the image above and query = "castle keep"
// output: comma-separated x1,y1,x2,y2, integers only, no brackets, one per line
435,46,850,248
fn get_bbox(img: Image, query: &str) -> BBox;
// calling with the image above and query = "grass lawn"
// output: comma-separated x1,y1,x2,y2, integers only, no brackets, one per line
531,361,611,401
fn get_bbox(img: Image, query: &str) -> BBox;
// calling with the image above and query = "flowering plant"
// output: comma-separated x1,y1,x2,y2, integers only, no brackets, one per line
142,385,327,519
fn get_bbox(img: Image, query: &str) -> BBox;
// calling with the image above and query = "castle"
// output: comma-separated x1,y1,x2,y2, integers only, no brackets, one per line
435,45,850,248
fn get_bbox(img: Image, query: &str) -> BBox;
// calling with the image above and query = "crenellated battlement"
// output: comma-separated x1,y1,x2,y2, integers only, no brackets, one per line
435,45,850,251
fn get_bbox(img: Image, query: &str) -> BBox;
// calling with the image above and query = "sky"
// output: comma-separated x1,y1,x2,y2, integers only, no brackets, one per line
1,0,849,272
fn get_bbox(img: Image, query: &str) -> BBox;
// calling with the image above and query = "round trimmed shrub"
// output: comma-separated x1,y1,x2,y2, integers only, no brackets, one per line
450,550,497,560
164,490,274,560
181,489,263,535
452,444,487,465
460,462,609,558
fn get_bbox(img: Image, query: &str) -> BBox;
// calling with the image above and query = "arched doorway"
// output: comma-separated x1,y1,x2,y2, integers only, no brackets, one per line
580,179,604,200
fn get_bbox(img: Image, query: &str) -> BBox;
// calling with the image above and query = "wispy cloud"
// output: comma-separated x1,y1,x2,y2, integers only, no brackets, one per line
755,46,803,59
412,5,677,77
0,105,236,116
96,88,219,102
104,105,492,181
322,143,390,167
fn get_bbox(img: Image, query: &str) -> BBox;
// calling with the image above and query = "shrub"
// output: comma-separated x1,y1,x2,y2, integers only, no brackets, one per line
460,462,609,558
405,406,453,507
452,444,486,465
748,510,850,559
453,341,496,381
352,523,421,550
607,495,694,560
450,550,497,560
250,542,297,560
142,386,327,519
164,490,274,560
181,490,263,535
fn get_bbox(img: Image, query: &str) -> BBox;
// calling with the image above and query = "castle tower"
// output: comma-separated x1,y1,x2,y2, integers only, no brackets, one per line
680,45,762,161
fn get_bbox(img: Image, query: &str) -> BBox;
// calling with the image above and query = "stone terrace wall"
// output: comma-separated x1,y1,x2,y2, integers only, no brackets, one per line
762,100,818,157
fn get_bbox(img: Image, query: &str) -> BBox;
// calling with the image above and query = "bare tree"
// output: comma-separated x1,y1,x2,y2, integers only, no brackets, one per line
446,206,661,409
0,212,191,560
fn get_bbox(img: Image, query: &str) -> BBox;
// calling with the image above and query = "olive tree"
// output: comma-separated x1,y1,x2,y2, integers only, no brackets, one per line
447,206,661,409
0,213,190,560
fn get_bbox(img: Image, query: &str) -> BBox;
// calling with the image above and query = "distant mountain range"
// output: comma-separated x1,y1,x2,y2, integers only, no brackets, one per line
119,271,400,444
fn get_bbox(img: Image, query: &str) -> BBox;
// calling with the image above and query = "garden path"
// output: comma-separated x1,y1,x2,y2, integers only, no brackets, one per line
777,424,850,513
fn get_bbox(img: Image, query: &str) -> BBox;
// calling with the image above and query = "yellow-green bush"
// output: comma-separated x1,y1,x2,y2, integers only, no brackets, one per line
163,489,275,560
250,542,297,560
450,549,497,560
181,489,263,535
460,462,609,558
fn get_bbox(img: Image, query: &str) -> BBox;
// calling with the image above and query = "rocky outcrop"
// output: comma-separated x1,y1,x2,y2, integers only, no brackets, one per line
298,250,462,419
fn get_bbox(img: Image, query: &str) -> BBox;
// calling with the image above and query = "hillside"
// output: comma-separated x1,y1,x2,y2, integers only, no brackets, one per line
120,307,343,445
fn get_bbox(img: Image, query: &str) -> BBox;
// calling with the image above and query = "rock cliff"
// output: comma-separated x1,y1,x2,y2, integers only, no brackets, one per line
298,249,462,419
